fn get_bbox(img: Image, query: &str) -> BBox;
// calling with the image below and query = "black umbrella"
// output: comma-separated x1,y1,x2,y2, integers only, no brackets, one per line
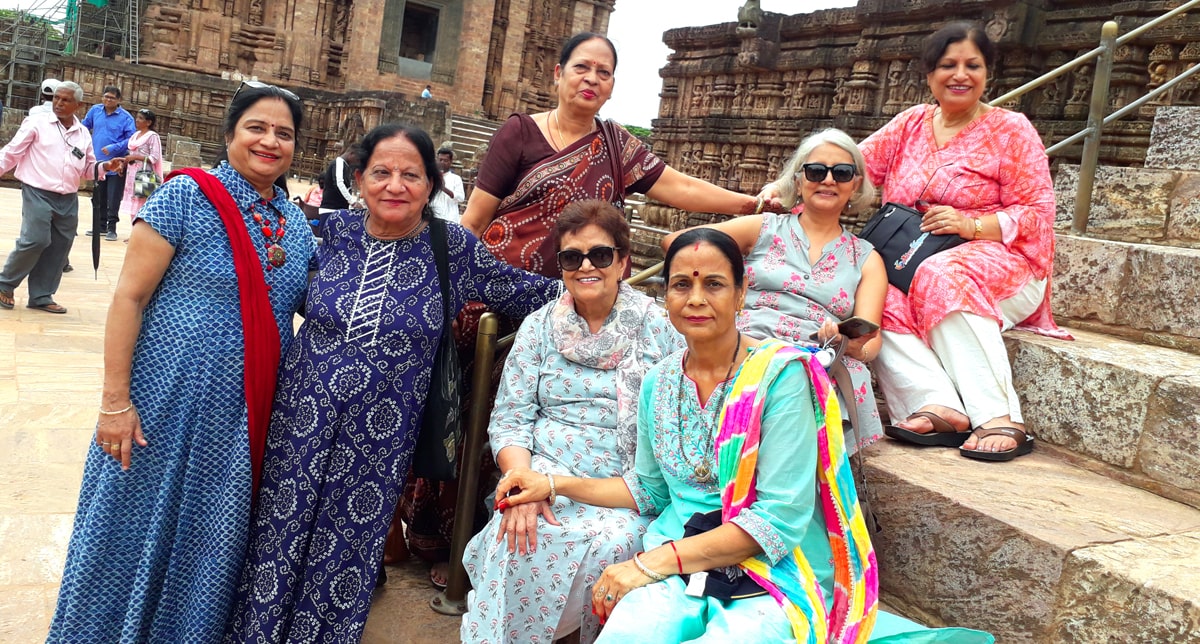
91,188,101,278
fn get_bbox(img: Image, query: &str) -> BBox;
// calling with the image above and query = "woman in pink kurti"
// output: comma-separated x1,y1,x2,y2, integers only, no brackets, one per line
857,23,1068,462
118,109,163,221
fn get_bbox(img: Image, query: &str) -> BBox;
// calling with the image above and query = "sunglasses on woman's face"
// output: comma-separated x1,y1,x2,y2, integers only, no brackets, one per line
798,163,857,183
232,80,300,102
557,246,619,271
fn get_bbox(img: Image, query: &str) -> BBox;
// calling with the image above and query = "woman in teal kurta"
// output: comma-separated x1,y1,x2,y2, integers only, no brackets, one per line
497,229,992,643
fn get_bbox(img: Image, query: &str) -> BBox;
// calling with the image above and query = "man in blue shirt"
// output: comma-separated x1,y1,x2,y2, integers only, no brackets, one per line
81,85,135,241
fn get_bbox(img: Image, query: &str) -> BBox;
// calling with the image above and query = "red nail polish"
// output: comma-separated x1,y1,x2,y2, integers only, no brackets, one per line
495,498,509,511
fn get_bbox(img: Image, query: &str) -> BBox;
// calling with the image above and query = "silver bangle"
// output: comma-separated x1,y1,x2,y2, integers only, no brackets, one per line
546,473,557,505
99,404,133,416
633,551,669,582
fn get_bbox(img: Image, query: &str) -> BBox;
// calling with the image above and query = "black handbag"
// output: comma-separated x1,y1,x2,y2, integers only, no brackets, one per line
678,510,768,600
858,202,968,293
412,218,463,480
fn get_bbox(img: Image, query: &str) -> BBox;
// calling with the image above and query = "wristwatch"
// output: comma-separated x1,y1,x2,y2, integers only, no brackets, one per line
972,218,983,240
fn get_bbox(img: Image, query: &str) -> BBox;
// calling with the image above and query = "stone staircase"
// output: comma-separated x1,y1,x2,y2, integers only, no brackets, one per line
448,113,502,171
863,107,1200,643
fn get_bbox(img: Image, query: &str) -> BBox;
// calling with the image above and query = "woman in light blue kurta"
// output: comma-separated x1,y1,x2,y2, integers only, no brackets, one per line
49,85,313,643
667,129,890,453
462,201,685,643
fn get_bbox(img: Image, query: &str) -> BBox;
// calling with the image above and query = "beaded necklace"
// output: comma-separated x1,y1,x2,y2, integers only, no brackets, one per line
251,198,287,269
676,334,741,484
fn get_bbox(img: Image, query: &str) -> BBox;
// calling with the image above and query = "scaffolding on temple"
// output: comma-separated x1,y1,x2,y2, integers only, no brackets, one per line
0,0,69,111
0,0,139,112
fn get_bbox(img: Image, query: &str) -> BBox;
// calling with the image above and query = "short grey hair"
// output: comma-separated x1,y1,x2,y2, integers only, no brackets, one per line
56,81,84,102
765,128,876,215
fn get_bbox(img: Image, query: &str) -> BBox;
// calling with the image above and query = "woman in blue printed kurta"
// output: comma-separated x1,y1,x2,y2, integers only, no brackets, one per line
225,124,561,643
461,201,685,643
49,86,313,643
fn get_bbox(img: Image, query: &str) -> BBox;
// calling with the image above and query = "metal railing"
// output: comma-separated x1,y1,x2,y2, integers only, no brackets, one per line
989,0,1200,235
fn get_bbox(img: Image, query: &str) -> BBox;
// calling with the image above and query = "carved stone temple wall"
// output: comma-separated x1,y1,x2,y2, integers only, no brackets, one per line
640,0,1200,234
6,0,616,178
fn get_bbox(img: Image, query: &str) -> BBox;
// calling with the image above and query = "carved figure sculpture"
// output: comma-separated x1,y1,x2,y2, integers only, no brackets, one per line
738,0,763,33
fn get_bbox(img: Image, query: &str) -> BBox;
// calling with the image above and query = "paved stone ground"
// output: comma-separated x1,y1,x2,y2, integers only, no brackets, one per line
0,185,460,643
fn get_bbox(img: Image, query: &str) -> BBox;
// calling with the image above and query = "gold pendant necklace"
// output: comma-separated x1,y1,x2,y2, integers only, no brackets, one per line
675,334,741,484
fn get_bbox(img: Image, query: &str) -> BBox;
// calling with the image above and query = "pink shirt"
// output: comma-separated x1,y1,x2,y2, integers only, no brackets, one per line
860,104,1068,339
0,111,106,195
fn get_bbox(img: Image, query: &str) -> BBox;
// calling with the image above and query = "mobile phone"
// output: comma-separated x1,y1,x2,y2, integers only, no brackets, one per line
837,316,880,339
71,147,85,159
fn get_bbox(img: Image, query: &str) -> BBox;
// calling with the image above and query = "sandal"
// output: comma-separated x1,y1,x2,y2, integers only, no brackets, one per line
884,411,970,447
0,290,12,310
27,302,67,314
959,426,1035,462
429,561,449,590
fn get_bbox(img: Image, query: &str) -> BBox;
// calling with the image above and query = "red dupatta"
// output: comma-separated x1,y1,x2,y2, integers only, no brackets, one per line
167,168,280,494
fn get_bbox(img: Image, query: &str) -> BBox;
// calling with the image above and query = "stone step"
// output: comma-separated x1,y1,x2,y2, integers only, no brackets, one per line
1145,106,1200,171
863,440,1200,643
1053,163,1200,249
1004,328,1200,509
1052,234,1200,354
451,114,503,131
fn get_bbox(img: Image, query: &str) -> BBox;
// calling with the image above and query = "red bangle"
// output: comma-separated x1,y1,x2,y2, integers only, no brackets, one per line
669,541,683,574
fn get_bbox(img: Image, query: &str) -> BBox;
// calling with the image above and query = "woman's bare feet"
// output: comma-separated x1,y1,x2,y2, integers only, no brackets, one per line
963,416,1023,453
893,404,969,434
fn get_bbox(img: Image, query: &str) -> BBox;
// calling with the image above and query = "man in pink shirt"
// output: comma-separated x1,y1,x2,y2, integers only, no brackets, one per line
0,81,122,314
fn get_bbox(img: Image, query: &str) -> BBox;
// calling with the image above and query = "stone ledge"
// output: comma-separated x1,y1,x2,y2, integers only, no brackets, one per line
1146,106,1200,171
1005,329,1200,500
1047,531,1200,642
863,441,1200,643
1054,164,1177,241
1053,235,1200,340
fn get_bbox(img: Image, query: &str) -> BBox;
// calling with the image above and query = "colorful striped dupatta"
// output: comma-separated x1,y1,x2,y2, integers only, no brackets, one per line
715,339,878,643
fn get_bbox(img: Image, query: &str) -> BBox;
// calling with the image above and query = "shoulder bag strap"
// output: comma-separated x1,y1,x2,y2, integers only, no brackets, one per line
428,218,452,323
166,168,281,496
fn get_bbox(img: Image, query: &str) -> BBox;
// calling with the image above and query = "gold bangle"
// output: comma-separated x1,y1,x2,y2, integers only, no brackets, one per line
546,472,557,505
973,218,983,240
99,404,133,416
753,196,765,215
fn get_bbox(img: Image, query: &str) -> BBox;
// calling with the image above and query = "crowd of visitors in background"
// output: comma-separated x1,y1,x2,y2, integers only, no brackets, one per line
0,19,1072,644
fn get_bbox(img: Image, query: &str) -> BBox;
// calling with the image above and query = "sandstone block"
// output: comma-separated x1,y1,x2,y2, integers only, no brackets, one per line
863,443,1200,643
1167,172,1200,245
1123,242,1200,338
1054,164,1175,241
1048,531,1200,642
1145,106,1200,170
1005,329,1200,468
1140,374,1200,495
1051,234,1129,326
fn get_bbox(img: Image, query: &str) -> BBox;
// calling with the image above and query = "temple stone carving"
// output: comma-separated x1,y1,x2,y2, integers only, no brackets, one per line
641,0,1200,234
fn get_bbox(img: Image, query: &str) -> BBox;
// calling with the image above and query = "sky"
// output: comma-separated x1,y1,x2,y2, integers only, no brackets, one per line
605,0,857,127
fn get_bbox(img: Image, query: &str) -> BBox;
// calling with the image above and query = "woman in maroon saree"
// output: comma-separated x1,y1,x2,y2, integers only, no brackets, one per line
399,31,779,586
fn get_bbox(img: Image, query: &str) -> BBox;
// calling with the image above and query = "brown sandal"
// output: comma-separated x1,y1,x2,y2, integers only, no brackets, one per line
27,301,67,314
959,426,1035,462
0,290,13,310
884,410,970,447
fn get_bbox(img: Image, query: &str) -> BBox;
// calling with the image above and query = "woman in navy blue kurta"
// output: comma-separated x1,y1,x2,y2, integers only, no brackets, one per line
50,86,313,643
226,124,560,643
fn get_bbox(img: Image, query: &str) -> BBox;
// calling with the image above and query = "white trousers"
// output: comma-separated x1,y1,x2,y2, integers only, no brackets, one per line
875,278,1047,427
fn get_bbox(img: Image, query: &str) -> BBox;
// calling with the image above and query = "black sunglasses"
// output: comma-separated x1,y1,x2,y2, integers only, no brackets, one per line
233,80,300,102
557,246,620,271
799,163,857,183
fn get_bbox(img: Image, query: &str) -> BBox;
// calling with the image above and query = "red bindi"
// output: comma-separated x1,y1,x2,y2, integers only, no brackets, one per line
693,242,701,252
692,270,699,277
